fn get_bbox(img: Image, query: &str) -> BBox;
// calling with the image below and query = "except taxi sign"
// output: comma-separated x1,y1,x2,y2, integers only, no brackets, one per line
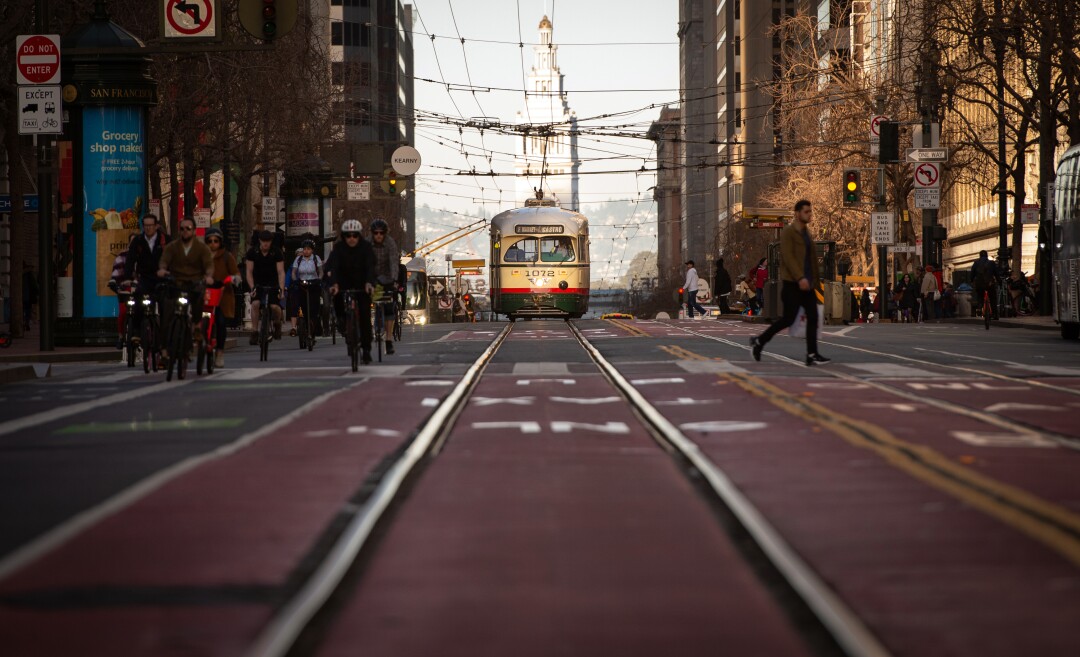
16,34,61,85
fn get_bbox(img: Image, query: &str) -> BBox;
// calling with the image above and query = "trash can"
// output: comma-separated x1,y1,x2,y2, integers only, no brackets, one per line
956,291,972,317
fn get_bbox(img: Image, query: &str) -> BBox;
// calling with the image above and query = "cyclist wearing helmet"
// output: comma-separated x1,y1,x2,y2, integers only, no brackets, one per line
369,218,400,354
326,219,375,364
288,238,323,337
206,228,240,369
246,230,285,344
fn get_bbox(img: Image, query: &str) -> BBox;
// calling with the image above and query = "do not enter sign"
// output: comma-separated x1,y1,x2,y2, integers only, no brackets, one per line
16,34,61,86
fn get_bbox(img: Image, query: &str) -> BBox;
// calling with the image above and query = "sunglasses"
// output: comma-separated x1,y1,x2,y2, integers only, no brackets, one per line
344,232,361,239
180,226,194,232
206,238,221,244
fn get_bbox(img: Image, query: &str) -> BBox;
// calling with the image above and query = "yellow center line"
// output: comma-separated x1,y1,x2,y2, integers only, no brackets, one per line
606,318,647,337
660,343,1080,567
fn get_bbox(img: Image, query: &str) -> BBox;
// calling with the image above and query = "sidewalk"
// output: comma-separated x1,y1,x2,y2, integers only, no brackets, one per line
736,313,1060,331
0,333,116,366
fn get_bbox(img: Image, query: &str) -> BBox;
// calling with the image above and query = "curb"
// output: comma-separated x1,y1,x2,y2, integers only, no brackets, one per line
0,363,50,385
0,350,116,364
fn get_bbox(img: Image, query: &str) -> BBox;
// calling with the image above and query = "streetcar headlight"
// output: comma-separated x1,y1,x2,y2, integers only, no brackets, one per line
558,280,568,290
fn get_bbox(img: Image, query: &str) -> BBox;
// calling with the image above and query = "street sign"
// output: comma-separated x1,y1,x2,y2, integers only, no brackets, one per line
149,199,161,220
391,146,422,176
914,188,940,209
871,212,896,245
16,34,61,85
17,85,61,135
0,194,39,213
750,220,785,229
913,162,941,188
262,196,276,223
1021,204,1040,225
905,148,948,163
346,180,370,201
889,244,917,253
452,258,485,269
162,0,219,39
457,269,482,276
194,208,211,228
869,114,887,156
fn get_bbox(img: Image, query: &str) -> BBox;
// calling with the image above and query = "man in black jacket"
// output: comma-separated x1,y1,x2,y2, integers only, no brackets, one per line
326,219,376,364
124,214,167,339
713,257,732,314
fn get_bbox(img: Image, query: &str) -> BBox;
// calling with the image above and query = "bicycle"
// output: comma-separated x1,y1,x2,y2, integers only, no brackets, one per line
321,285,337,345
341,288,365,372
162,281,203,381
296,279,320,352
136,292,161,374
982,289,992,330
372,285,396,363
196,280,233,375
252,285,277,362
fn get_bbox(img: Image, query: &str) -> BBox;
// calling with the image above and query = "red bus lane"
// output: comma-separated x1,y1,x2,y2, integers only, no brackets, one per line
616,368,1080,657
313,373,814,657
0,378,460,656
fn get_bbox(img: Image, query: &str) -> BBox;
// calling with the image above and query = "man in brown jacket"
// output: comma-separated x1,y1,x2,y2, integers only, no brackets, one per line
157,217,214,353
749,199,831,366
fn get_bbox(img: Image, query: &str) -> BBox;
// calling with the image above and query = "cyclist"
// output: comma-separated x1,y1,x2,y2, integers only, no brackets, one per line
124,213,168,345
156,217,214,361
108,233,138,350
206,227,240,369
970,250,998,320
288,238,323,337
245,230,285,344
369,218,400,354
326,219,375,364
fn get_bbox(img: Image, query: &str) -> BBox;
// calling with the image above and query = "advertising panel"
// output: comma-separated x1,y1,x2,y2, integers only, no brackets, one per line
82,106,145,317
287,197,319,237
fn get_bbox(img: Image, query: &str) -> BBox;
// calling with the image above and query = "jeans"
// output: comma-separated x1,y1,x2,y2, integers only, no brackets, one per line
757,281,819,354
686,290,706,318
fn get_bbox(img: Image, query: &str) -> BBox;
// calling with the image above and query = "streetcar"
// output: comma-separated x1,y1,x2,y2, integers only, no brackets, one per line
402,256,429,325
490,199,590,320
1054,145,1080,339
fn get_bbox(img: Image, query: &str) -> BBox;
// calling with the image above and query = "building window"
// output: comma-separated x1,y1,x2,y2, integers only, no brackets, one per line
331,22,342,45
331,0,341,5
331,62,343,85
734,37,740,56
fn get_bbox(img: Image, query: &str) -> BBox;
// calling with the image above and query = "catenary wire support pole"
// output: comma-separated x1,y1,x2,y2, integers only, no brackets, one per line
993,0,1009,272
37,0,54,351
876,96,888,321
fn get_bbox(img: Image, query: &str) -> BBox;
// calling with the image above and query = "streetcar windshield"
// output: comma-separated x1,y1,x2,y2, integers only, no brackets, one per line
539,236,575,263
504,238,538,262
405,270,427,310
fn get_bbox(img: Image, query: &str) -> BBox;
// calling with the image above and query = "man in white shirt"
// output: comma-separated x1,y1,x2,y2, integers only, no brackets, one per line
684,260,707,318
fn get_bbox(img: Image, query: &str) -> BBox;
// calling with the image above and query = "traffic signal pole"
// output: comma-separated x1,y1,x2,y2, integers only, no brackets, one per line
37,0,54,351
876,97,889,321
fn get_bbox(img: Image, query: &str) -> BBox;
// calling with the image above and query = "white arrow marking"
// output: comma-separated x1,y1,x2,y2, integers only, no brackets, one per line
984,402,1065,413
951,431,1057,448
550,396,621,404
471,396,536,406
471,421,543,434
630,377,686,385
679,420,768,433
550,421,631,435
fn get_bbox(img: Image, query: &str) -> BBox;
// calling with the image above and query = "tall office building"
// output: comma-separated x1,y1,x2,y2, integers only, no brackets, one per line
514,16,580,210
678,0,716,271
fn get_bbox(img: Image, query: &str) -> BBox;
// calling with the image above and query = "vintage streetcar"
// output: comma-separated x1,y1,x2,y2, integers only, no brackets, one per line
1054,144,1080,339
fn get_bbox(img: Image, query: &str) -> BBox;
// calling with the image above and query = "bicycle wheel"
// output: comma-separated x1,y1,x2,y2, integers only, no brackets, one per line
374,304,384,363
176,323,190,380
125,320,137,368
259,308,270,362
346,306,359,372
984,296,991,330
306,314,315,351
165,319,180,381
393,308,402,342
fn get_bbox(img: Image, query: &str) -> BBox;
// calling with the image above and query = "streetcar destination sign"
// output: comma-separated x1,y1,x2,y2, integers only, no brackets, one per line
905,148,948,163
515,225,562,234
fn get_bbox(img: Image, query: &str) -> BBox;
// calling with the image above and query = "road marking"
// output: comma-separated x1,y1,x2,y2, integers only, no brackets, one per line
680,420,767,432
512,362,570,375
630,377,685,385
68,373,138,384
471,396,535,406
56,418,245,434
213,368,283,380
405,379,454,386
984,402,1065,413
727,371,1080,567
550,396,621,404
827,325,861,338
471,421,542,434
655,397,723,406
550,421,631,435
0,380,365,582
346,426,402,437
846,363,942,378
606,318,646,337
676,360,746,374
0,380,191,438
951,431,1058,448
862,402,920,413
421,397,440,407
515,378,576,385
305,429,340,437
202,382,333,390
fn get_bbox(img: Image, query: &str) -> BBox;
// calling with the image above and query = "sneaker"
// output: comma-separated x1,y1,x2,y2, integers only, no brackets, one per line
386,341,395,355
214,351,225,369
806,353,831,366
249,331,258,345
362,350,372,365
749,336,763,362
289,328,297,337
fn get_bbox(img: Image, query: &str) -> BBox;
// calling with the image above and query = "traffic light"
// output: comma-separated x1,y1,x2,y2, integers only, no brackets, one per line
463,293,472,303
388,177,397,195
878,121,899,163
843,169,861,206
262,0,277,39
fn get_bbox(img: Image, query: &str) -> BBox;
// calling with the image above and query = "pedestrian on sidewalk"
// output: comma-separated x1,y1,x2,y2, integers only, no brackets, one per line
921,265,939,322
683,260,707,318
749,199,831,366
713,257,733,314
754,257,768,302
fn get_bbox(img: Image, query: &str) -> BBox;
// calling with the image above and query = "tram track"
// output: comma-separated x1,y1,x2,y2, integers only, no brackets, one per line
247,319,895,657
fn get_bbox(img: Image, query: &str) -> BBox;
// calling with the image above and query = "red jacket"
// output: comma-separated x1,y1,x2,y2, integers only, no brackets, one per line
754,265,768,289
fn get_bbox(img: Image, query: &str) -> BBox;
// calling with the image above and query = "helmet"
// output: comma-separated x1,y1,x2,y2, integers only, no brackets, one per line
301,238,316,249
204,227,223,239
370,218,388,233
340,219,363,234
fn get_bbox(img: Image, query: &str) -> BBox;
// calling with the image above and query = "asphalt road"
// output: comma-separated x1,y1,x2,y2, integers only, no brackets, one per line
0,318,1077,657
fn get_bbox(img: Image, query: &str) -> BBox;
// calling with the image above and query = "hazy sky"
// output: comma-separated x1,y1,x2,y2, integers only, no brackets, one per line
407,0,679,280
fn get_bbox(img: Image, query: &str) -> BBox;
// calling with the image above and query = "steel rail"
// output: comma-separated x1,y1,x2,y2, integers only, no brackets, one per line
247,323,514,657
568,321,894,657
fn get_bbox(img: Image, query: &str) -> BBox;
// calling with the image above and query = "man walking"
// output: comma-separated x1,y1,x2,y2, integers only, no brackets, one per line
920,264,939,322
749,199,830,366
713,257,733,314
683,260,707,318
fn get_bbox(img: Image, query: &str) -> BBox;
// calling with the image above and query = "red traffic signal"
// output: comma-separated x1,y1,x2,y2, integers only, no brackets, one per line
678,287,685,295
463,294,471,302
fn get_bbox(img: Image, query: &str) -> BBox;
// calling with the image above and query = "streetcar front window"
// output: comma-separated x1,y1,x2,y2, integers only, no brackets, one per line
405,271,427,310
504,238,538,262
540,236,575,263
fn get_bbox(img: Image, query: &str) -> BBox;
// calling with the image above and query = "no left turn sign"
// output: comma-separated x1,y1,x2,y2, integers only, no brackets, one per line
913,162,941,188
163,0,218,39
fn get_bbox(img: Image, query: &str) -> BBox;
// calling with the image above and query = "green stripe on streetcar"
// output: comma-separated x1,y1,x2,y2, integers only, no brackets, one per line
56,418,246,434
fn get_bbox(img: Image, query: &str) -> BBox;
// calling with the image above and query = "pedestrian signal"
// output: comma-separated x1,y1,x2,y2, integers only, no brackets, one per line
843,169,860,206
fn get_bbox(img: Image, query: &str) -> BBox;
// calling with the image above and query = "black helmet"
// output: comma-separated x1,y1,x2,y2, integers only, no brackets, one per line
370,218,389,233
301,238,315,249
204,227,223,240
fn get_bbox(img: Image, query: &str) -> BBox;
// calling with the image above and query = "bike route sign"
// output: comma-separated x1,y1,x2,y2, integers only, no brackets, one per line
18,85,61,135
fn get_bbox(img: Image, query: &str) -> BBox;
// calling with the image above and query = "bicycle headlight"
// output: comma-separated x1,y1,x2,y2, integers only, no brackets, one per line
177,297,189,306
126,299,136,306
142,298,152,306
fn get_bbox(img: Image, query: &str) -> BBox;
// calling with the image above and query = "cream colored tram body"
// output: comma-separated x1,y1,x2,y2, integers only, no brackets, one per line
489,202,590,319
